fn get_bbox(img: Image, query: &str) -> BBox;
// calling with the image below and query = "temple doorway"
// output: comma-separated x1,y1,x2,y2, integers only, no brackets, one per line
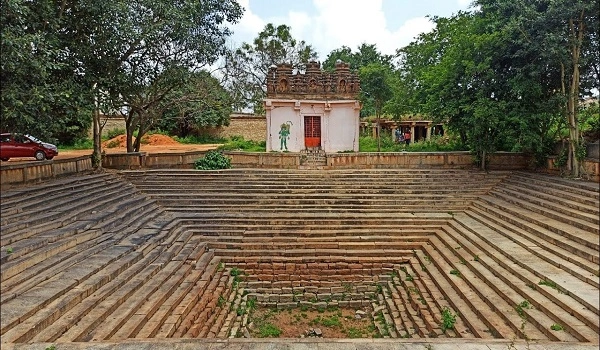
304,116,321,148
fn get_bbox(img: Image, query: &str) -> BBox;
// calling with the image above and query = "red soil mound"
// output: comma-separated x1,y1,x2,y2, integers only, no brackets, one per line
102,134,180,148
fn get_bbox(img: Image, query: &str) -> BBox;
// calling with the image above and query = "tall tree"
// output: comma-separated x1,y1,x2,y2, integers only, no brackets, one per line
323,44,394,118
1,0,91,143
360,63,393,152
221,23,318,114
476,0,599,176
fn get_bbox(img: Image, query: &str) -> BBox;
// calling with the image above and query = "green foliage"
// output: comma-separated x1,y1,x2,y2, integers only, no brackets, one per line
345,327,363,338
441,307,457,332
156,70,233,138
175,134,227,145
194,150,232,170
515,300,531,318
1,0,243,152
257,323,282,338
538,279,558,290
359,134,465,152
222,23,318,113
217,295,226,308
550,323,563,331
106,128,126,140
580,102,600,141
449,269,461,277
218,136,266,152
6,247,13,254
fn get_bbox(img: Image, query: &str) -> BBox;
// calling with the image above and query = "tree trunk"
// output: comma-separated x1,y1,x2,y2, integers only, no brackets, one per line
567,13,584,177
91,88,102,169
125,111,134,153
376,114,381,152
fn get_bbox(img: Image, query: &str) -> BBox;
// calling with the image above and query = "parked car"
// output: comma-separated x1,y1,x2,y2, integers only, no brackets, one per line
0,133,59,161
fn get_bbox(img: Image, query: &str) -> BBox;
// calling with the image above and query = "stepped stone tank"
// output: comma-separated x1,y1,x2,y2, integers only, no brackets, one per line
1,169,598,349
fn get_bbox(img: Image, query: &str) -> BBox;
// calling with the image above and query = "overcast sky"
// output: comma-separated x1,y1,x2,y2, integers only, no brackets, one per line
227,0,475,61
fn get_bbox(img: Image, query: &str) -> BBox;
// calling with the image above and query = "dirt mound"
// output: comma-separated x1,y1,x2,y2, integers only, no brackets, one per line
103,134,180,148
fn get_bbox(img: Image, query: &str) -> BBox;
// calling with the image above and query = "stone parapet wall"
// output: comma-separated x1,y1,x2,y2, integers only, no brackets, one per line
0,156,92,188
3,152,598,187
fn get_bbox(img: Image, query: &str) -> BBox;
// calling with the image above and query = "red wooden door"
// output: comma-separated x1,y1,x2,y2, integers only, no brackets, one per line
304,116,321,148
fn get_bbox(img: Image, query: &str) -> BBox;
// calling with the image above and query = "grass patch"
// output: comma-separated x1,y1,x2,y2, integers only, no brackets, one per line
217,135,266,152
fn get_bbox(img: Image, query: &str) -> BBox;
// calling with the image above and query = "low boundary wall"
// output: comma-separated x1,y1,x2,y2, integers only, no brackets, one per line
0,156,93,187
2,151,598,187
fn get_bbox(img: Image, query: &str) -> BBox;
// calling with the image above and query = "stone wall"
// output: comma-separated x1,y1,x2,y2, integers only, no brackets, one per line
208,114,266,141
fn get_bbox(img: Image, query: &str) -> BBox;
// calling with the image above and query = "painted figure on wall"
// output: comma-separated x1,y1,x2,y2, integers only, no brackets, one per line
279,122,292,151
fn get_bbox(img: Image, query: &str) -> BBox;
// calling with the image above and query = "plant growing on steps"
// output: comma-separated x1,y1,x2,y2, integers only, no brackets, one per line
194,150,232,170
441,307,457,332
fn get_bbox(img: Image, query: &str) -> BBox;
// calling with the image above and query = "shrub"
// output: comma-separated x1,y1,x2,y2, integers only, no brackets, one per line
441,307,457,332
218,136,266,152
194,150,232,170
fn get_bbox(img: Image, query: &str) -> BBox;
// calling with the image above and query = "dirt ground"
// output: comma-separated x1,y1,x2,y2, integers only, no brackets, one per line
1,134,221,163
248,307,378,339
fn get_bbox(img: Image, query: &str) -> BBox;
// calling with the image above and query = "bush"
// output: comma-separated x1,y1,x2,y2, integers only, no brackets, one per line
218,136,266,152
194,150,232,170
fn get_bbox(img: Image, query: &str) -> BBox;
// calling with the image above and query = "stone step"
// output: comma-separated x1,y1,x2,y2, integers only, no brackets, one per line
500,181,599,215
0,173,113,207
0,204,163,302
0,195,154,279
476,195,599,251
473,199,599,263
511,172,600,199
33,249,168,343
0,182,140,245
418,242,524,339
448,214,599,324
428,236,563,341
441,219,599,341
0,178,132,233
466,208,599,285
490,189,599,233
0,245,143,341
169,205,470,213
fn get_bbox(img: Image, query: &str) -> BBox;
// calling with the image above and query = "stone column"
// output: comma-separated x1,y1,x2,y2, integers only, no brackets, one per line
410,123,415,144
426,123,432,140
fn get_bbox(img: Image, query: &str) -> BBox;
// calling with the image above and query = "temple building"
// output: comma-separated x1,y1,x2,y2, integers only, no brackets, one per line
264,61,361,152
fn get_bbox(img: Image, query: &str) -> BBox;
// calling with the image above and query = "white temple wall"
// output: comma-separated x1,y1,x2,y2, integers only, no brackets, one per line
265,99,359,153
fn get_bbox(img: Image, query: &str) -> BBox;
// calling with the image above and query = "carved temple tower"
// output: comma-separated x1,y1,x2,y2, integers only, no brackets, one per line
264,61,361,152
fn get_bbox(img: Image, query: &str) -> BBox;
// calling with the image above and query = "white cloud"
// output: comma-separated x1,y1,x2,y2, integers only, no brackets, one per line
227,0,265,48
228,0,438,61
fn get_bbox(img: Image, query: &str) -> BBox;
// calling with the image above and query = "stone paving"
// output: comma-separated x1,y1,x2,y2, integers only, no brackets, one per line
0,169,598,349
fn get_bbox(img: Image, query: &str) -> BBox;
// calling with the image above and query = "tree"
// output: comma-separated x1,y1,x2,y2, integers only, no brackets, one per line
221,23,318,113
1,0,91,143
94,0,242,153
1,0,243,162
157,70,233,137
475,0,599,176
359,63,393,152
323,43,394,118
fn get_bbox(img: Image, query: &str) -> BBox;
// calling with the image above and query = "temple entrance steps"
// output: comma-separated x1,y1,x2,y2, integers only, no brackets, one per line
0,168,598,346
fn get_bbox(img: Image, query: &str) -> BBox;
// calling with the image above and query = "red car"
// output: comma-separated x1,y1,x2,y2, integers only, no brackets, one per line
0,133,59,161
